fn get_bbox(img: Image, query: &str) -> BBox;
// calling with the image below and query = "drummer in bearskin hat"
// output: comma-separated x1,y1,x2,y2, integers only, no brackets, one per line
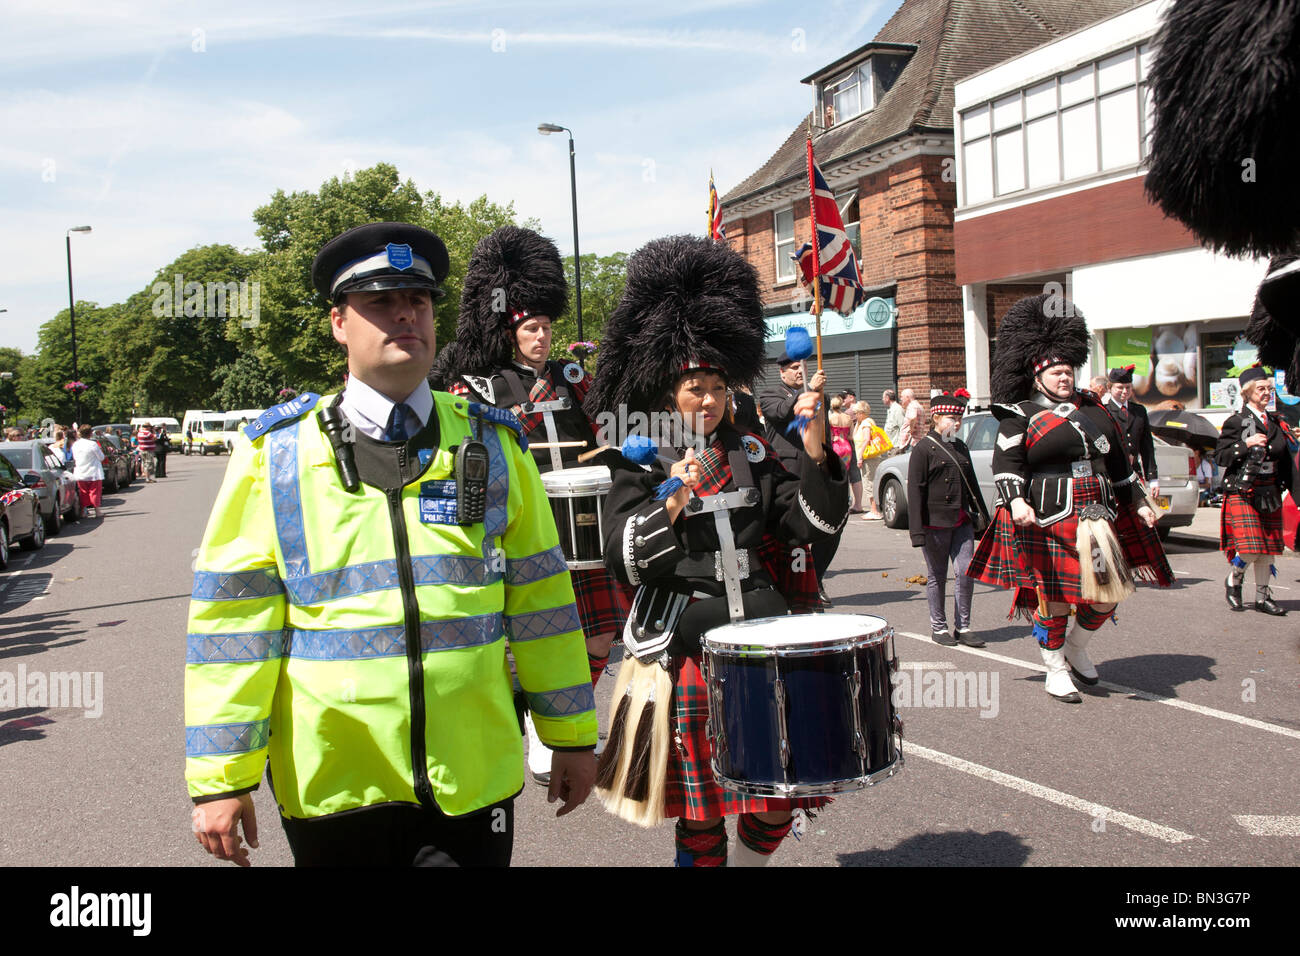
584,234,849,866
429,226,631,783
967,294,1172,703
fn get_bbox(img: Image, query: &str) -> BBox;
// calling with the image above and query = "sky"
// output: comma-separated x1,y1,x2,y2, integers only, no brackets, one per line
0,0,902,356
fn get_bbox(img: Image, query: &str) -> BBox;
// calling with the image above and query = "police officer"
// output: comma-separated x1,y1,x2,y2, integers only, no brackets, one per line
185,222,597,866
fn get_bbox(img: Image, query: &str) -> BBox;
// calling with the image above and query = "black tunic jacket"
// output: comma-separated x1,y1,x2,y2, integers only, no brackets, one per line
907,431,989,546
1104,397,1157,480
1215,408,1296,496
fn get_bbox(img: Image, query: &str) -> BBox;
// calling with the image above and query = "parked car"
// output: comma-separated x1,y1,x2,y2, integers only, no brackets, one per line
0,440,81,533
0,451,45,568
873,409,1199,539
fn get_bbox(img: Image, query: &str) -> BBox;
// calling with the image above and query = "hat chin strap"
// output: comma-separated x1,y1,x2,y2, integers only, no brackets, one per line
1034,373,1074,402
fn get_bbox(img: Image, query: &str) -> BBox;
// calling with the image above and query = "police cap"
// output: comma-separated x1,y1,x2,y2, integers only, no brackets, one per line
311,222,450,301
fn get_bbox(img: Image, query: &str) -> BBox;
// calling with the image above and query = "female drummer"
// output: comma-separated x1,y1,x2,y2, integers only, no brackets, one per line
429,227,631,781
907,389,988,647
1216,365,1295,615
583,235,849,866
968,294,1172,703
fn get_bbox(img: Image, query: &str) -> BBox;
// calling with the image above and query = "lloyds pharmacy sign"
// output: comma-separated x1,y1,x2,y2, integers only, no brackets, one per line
765,295,896,343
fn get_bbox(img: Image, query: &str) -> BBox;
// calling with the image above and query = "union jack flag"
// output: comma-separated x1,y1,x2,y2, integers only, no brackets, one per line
708,172,726,241
792,139,865,315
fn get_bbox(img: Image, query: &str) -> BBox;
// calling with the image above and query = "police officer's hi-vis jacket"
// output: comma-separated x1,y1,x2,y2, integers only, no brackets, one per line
185,389,597,819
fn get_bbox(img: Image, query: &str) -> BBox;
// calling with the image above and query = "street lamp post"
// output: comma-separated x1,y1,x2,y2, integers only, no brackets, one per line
65,226,92,424
537,123,583,344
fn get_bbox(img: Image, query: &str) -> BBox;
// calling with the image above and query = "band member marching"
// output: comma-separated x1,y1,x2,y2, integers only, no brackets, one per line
429,226,631,781
1216,364,1295,616
968,294,1173,703
1102,365,1158,497
583,235,849,866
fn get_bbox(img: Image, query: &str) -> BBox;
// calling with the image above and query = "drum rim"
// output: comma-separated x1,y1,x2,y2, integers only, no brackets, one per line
541,465,612,495
710,754,904,797
702,624,894,657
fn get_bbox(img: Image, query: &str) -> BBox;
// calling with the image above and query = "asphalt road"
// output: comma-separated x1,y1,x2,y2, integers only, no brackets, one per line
1,452,1296,868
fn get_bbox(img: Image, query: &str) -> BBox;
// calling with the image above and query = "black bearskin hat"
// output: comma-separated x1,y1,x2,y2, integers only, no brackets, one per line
990,293,1090,404
1144,0,1300,257
429,226,568,388
584,235,765,417
1247,252,1300,392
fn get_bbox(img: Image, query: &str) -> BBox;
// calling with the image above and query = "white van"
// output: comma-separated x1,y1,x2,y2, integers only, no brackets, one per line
180,410,228,455
131,416,183,452
220,408,265,452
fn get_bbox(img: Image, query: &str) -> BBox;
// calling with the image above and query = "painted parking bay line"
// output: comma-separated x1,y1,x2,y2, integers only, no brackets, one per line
896,631,1300,742
906,742,1196,844
1233,815,1300,836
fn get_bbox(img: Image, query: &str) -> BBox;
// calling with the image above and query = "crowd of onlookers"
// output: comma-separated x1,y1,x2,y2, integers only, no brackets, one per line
2,420,170,522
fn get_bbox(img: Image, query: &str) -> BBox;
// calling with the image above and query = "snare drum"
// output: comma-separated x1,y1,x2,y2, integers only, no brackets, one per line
701,614,902,797
541,466,611,570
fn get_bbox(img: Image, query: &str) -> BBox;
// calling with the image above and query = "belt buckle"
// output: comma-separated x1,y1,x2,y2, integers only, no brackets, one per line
1071,460,1093,478
1260,461,1275,475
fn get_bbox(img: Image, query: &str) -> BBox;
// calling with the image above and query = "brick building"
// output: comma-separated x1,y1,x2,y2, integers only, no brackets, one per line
720,0,1139,404
954,0,1272,411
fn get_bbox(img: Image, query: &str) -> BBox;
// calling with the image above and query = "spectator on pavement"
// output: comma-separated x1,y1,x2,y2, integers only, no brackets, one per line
900,388,925,450
852,400,885,520
71,424,106,518
1088,375,1109,399
828,395,863,513
882,389,905,454
137,423,158,482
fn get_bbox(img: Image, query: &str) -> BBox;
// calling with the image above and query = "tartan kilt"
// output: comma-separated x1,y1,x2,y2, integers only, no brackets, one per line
968,475,1173,615
1220,483,1283,559
663,653,830,821
571,568,633,638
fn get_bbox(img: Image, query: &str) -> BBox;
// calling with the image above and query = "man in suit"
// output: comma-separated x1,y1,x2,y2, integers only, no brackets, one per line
1104,365,1159,498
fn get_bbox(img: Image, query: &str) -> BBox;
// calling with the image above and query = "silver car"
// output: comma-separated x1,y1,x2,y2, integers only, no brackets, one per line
0,440,82,534
873,409,1198,539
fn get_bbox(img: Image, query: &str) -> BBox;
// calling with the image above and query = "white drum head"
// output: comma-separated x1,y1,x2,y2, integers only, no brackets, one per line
703,613,890,650
541,465,611,495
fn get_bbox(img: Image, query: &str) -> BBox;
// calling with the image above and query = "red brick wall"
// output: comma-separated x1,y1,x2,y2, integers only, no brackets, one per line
954,175,1199,286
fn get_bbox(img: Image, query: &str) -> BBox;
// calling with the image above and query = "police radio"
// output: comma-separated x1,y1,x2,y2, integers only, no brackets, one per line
456,411,490,525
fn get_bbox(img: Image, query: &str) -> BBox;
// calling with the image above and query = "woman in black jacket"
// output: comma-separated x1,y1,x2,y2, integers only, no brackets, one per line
908,390,989,647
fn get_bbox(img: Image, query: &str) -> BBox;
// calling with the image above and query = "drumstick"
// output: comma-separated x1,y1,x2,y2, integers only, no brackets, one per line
577,446,612,463
528,440,588,449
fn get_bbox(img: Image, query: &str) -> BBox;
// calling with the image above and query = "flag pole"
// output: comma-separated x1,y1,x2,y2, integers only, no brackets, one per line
708,168,714,238
805,130,824,373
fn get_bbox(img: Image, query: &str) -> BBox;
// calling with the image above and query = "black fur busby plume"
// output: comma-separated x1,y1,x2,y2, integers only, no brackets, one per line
990,293,1090,404
584,235,765,417
1247,252,1300,392
1144,0,1300,257
429,226,568,388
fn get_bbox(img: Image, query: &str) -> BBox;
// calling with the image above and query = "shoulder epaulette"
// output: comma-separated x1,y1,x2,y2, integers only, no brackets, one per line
468,402,529,452
461,374,496,404
992,402,1029,422
243,393,321,441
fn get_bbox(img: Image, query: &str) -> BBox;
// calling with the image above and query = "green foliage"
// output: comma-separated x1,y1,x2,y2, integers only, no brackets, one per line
549,252,628,369
17,162,555,417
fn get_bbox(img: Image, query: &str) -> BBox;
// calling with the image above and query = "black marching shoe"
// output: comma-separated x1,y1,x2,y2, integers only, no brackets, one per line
1225,572,1244,611
1255,588,1288,616
955,628,985,648
931,628,958,647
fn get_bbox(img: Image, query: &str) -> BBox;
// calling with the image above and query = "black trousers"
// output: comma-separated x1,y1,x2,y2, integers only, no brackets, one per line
812,524,844,586
279,800,514,867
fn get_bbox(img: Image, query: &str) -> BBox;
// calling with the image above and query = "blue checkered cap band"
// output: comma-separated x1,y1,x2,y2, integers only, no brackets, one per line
331,249,436,297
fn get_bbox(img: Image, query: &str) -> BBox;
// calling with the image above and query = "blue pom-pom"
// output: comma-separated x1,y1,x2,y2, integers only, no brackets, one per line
1231,555,1248,570
785,326,814,361
654,476,684,500
785,416,812,437
621,434,658,465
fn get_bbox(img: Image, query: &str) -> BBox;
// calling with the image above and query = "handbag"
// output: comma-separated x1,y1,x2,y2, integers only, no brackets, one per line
862,425,892,460
926,435,989,534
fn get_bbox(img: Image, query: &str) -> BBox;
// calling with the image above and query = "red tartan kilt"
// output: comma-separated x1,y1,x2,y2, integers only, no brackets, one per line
1220,487,1284,558
570,568,632,638
663,654,830,821
969,474,1172,609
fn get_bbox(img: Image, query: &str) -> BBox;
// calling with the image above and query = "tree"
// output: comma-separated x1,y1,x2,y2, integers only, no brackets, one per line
211,352,281,410
550,252,628,368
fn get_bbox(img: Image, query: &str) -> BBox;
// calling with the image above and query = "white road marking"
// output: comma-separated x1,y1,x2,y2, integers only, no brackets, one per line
897,630,1300,742
1233,815,1300,836
907,743,1196,844
898,660,956,670
0,554,36,603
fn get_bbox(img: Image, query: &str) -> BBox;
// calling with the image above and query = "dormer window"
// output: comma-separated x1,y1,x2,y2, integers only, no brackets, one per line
820,61,874,127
